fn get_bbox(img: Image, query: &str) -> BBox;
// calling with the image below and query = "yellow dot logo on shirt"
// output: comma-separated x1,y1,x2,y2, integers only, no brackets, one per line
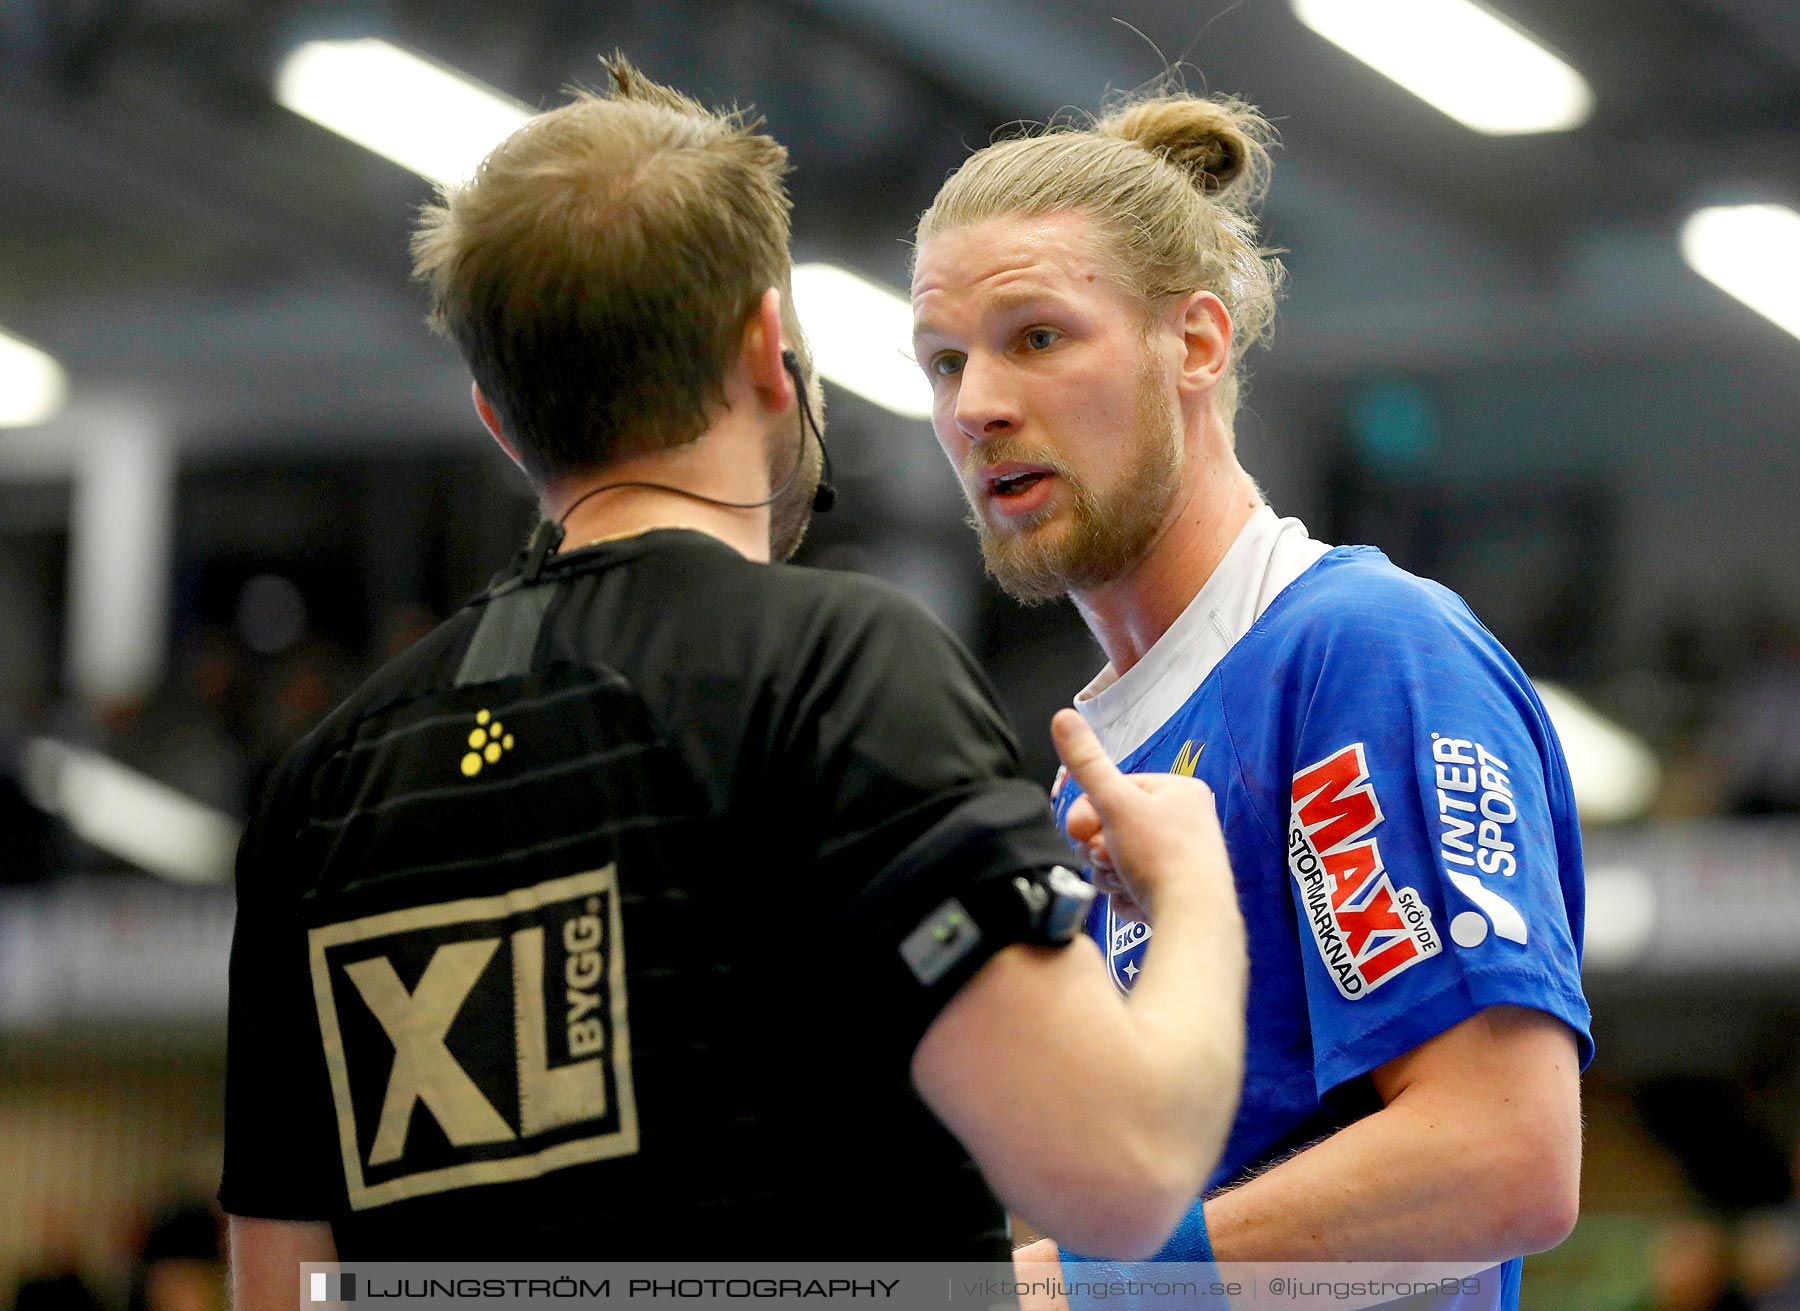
460,708,517,777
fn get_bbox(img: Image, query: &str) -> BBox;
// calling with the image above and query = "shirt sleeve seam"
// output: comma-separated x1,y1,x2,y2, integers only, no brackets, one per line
1217,668,1284,852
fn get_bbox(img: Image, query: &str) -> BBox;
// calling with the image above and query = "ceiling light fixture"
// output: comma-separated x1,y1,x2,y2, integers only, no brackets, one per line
0,328,69,427
1291,0,1593,135
22,739,242,885
272,52,934,420
791,264,933,419
1681,203,1800,342
1531,682,1661,825
275,38,531,186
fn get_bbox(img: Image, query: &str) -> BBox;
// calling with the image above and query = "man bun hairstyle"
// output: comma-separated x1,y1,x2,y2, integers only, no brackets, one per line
1097,95,1267,199
411,54,804,484
916,90,1283,421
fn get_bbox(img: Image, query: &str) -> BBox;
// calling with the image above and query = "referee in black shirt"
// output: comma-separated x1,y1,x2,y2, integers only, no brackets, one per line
222,57,1247,1300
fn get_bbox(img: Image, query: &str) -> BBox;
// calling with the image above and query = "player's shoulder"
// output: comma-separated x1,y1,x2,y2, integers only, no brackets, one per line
1231,546,1528,700
1261,546,1491,650
1279,546,1468,621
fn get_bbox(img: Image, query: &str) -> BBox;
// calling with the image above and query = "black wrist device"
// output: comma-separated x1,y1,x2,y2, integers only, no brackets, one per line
1011,864,1097,944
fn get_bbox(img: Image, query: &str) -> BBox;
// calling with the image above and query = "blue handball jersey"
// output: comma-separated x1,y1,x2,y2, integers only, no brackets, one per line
1052,547,1593,1310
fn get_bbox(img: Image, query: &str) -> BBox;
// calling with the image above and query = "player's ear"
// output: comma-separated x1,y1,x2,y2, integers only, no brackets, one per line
472,382,526,472
1174,290,1233,398
738,286,794,413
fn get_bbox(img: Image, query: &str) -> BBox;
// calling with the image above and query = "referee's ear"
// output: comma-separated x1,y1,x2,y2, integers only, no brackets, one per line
741,286,795,414
472,381,527,474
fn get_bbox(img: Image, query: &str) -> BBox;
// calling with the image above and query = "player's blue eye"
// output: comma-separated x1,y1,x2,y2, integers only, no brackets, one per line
930,353,964,377
1024,328,1059,350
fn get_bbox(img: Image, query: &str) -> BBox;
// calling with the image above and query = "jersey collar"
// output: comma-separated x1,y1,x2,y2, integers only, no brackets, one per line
1074,506,1333,762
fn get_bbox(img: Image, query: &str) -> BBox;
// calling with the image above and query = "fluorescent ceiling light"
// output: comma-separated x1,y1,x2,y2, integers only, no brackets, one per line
1681,203,1800,342
273,48,932,419
792,263,933,419
0,328,69,427
1292,0,1593,134
275,38,530,186
22,739,242,885
1532,682,1661,825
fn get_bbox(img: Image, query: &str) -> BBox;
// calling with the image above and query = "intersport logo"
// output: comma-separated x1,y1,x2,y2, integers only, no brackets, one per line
1288,744,1441,999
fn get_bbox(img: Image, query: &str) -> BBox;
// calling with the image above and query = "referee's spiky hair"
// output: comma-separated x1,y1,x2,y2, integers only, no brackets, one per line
412,54,804,483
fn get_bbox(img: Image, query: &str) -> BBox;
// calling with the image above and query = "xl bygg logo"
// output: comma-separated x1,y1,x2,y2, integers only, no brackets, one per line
308,867,639,1209
1289,744,1441,999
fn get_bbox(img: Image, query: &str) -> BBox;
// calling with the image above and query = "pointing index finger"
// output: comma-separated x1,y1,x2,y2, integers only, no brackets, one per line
1051,708,1124,805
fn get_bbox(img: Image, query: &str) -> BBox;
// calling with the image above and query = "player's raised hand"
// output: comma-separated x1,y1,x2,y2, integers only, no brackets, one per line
1051,709,1235,925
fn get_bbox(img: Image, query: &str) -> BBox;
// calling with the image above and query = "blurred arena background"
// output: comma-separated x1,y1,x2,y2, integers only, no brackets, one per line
3,0,1799,1306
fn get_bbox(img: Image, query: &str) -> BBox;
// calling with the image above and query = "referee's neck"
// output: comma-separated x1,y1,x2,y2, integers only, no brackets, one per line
544,418,776,563
557,492,763,560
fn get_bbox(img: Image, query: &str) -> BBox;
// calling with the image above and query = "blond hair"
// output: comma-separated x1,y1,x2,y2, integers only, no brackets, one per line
411,56,801,483
916,92,1283,418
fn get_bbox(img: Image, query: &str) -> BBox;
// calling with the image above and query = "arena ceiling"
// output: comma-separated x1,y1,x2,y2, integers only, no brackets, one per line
1,0,1797,460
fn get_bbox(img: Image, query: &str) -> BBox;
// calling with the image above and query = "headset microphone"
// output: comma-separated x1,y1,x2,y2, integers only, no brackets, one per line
784,349,836,514
548,345,836,538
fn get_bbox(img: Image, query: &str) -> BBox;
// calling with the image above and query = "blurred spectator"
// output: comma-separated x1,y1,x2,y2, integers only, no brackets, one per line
1739,1208,1800,1311
1699,617,1800,815
9,1271,103,1311
98,629,249,820
244,635,356,792
128,1201,224,1311
1739,1134,1800,1311
1649,1216,1751,1311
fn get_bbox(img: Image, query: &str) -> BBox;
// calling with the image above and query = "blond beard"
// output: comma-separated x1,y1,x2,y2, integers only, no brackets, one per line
968,362,1183,603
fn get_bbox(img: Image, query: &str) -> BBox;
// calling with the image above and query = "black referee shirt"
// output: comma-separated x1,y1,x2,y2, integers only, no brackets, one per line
220,529,1075,1258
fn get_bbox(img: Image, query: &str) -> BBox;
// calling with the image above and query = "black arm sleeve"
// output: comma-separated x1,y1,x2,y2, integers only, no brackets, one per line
790,594,1079,1069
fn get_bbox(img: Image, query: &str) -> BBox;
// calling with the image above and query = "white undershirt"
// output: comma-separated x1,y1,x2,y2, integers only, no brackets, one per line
1074,506,1334,762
